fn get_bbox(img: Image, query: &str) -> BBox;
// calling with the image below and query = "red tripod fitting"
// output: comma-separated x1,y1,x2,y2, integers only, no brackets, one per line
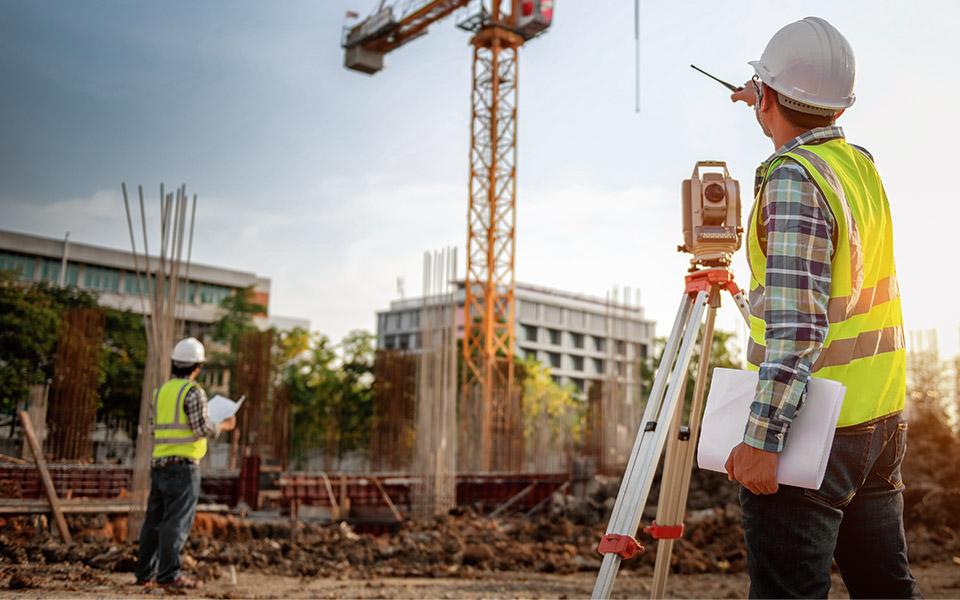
596,534,644,560
684,268,741,297
644,522,685,540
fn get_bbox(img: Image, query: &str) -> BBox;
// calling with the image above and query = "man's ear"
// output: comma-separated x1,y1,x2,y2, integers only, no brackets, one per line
758,83,773,113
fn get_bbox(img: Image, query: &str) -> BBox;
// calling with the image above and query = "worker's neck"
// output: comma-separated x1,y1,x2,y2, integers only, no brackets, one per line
772,124,809,152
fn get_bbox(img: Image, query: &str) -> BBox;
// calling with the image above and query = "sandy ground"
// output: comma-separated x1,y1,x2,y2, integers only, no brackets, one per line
6,563,958,599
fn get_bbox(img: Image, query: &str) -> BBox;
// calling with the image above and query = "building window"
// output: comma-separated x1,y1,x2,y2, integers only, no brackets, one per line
0,252,35,280
384,335,397,349
520,300,538,320
593,336,606,353
523,325,539,343
571,355,584,372
398,335,409,350
571,377,584,393
568,310,585,329
616,340,627,356
588,313,606,332
391,313,402,331
570,332,584,349
198,283,231,306
544,304,562,323
40,259,78,286
550,375,562,385
548,352,561,369
525,349,538,361
636,343,648,360
83,265,120,293
592,358,605,375
548,328,561,346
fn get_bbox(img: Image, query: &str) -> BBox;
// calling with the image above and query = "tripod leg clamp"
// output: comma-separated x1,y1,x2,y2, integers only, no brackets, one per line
597,534,644,560
644,522,685,539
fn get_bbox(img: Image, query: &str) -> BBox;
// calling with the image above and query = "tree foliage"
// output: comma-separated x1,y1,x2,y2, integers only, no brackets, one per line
640,328,743,413
0,271,62,411
521,357,582,445
285,330,376,469
98,309,147,422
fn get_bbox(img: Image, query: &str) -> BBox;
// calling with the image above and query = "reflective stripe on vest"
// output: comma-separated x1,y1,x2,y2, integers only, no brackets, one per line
152,378,208,460
746,138,906,427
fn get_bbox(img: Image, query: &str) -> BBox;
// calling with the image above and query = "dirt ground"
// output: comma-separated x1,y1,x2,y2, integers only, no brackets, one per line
2,563,958,599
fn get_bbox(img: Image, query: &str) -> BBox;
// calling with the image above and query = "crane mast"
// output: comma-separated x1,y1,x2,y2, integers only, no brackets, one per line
343,0,553,472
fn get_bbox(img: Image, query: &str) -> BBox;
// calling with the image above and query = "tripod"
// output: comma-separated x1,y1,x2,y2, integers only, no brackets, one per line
592,266,751,599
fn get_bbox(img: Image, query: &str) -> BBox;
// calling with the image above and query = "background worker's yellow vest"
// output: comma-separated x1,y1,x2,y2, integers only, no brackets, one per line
746,139,905,427
152,378,208,460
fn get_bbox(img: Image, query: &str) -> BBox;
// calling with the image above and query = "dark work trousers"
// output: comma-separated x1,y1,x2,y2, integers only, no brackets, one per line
134,462,201,584
740,412,920,599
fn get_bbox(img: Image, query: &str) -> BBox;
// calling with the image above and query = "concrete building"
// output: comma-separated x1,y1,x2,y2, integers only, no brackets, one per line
376,282,655,394
0,229,310,389
0,228,280,330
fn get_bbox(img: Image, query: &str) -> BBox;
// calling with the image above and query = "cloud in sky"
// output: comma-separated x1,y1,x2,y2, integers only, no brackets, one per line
1,0,959,355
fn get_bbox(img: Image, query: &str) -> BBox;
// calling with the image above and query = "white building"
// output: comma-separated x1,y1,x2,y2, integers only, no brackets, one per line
376,281,655,394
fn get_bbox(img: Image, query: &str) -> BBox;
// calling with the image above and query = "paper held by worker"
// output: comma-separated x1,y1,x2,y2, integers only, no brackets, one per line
207,394,245,425
697,368,845,490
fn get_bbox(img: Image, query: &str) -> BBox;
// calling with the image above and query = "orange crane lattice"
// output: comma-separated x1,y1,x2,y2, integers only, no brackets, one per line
343,0,553,471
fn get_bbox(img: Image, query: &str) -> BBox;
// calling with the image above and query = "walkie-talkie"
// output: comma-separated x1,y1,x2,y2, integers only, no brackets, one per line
690,64,743,92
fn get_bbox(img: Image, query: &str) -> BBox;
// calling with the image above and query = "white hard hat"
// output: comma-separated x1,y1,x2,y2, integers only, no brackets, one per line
749,17,855,116
172,337,206,365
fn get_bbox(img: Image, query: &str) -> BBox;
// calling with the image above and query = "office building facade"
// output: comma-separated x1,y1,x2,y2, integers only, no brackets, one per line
376,282,655,394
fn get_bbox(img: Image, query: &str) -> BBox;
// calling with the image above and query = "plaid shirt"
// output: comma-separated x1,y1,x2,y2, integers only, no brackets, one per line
743,126,845,453
152,383,218,467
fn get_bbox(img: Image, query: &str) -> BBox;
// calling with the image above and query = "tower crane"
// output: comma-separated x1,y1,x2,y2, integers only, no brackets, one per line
342,0,554,471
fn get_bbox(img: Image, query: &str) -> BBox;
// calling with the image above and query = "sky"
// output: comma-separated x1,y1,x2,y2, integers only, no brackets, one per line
2,0,959,357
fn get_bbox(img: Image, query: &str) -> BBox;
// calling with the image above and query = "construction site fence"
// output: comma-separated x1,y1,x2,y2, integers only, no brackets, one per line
0,464,242,507
0,463,570,519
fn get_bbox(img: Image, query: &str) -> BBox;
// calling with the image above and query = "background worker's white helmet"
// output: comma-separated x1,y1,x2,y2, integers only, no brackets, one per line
172,337,206,365
749,16,855,116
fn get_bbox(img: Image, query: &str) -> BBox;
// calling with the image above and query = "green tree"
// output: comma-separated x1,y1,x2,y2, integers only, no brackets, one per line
639,328,743,412
521,357,583,449
0,271,62,411
98,309,147,422
210,286,266,395
285,330,376,469
212,286,265,346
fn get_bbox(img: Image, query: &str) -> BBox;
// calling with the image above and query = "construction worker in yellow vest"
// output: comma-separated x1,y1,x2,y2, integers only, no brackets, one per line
726,17,918,598
134,337,235,591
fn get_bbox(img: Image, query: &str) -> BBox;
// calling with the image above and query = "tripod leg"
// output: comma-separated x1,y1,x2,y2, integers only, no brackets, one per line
649,301,719,598
731,288,751,325
592,291,710,600
603,292,693,541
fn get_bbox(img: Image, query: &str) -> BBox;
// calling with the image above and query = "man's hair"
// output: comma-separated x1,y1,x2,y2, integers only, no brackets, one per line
171,361,201,378
766,86,837,130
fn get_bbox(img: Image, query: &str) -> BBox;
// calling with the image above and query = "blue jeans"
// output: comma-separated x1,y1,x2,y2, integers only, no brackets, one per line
134,462,200,583
740,412,920,598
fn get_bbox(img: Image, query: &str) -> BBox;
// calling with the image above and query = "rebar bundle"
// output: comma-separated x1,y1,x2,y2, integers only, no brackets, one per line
370,349,417,472
45,308,105,461
234,329,273,459
411,248,458,517
270,384,291,470
459,360,524,472
582,287,645,474
122,183,197,538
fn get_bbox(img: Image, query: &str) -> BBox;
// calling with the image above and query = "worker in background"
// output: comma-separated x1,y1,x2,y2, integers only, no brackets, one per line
725,17,918,598
134,337,235,590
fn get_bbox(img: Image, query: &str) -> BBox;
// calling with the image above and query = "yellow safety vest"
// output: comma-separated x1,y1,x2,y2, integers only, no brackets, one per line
152,378,208,460
746,138,905,427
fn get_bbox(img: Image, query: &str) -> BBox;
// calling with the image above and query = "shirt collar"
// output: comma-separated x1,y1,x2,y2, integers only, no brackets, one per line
763,125,845,164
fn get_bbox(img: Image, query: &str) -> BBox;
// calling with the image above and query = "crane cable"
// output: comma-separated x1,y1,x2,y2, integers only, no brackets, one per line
634,0,641,113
